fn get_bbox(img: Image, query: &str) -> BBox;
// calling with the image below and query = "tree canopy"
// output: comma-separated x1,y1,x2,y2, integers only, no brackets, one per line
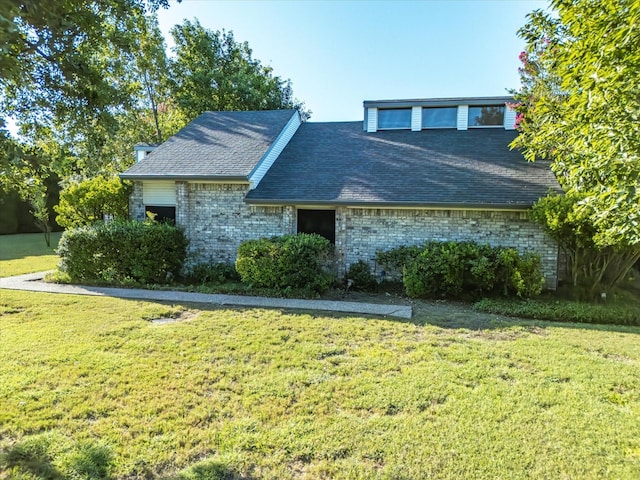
1,2,307,236
512,0,640,249
169,20,308,120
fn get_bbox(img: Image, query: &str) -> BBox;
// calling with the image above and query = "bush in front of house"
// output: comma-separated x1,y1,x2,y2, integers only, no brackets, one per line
184,261,239,285
346,260,377,292
235,233,334,293
58,220,188,284
378,240,544,300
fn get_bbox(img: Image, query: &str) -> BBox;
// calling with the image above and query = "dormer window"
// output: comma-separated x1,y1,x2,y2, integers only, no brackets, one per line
468,106,505,127
422,107,457,129
377,108,411,129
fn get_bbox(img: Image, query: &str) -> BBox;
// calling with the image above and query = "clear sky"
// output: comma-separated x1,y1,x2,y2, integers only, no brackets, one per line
156,0,548,122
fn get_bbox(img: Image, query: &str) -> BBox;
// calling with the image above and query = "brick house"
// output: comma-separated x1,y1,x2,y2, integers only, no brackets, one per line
121,97,561,288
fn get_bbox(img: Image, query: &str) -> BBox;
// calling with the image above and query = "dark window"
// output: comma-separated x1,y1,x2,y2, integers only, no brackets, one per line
468,105,505,127
145,205,176,224
378,108,411,129
422,107,457,128
297,209,335,244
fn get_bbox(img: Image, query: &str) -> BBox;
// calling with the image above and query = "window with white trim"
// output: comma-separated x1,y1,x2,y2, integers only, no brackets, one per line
468,106,505,127
377,108,411,129
422,107,457,128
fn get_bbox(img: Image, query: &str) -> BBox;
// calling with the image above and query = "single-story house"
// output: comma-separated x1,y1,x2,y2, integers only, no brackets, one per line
121,96,561,288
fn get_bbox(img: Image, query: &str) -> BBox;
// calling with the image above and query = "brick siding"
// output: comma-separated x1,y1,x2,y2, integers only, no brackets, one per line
337,207,558,289
130,182,558,288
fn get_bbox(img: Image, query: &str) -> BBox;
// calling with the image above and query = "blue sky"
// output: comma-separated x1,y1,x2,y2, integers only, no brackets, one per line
157,0,548,122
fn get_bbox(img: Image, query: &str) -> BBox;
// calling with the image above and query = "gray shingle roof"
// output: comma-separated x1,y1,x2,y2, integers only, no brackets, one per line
121,110,296,180
245,122,560,208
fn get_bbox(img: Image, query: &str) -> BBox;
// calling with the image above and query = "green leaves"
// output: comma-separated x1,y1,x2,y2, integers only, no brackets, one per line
513,0,640,289
169,20,309,120
54,176,131,229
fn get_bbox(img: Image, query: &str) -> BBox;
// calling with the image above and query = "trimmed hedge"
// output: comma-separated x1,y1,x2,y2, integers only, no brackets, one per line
473,298,640,326
235,234,334,293
377,241,545,299
58,220,188,284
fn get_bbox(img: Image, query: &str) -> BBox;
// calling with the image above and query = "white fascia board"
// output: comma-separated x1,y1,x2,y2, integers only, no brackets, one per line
457,105,469,130
411,106,422,131
504,103,517,130
248,111,302,190
367,108,378,133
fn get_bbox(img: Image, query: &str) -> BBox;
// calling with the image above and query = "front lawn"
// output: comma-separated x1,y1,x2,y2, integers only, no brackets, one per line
0,232,62,278
1,235,640,479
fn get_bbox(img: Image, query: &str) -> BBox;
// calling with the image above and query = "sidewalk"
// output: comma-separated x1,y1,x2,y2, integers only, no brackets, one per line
0,272,412,319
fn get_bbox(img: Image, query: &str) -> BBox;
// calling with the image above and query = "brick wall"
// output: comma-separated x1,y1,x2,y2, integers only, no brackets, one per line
129,181,145,221
130,183,558,288
177,183,294,264
337,207,558,289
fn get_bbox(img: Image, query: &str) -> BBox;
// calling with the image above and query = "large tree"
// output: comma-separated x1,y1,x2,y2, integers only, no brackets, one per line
512,0,640,293
169,20,309,121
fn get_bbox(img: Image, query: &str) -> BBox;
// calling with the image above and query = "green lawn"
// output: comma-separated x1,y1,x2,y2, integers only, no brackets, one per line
0,232,62,277
1,234,640,479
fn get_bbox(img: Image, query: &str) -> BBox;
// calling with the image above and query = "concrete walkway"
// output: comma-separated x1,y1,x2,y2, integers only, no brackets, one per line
0,272,412,319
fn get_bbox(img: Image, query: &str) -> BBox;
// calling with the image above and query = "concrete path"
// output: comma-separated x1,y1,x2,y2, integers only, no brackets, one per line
0,272,412,319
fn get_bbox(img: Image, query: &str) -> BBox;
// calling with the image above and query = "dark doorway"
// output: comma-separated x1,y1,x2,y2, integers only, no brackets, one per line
297,209,335,244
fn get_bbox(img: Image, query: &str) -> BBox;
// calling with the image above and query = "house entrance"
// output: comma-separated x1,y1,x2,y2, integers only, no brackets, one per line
297,209,335,244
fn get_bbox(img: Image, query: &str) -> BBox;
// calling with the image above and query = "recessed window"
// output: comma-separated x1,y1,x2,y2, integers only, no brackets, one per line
377,108,411,129
297,209,335,244
422,107,457,128
145,205,176,224
468,106,505,127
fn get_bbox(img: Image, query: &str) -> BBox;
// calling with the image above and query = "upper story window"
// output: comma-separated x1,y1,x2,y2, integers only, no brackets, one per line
377,108,411,129
422,107,457,128
468,105,505,127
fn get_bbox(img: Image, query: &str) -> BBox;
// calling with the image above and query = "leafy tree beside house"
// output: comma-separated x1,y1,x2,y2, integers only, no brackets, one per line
512,0,640,297
55,176,131,229
1,2,307,241
169,19,310,120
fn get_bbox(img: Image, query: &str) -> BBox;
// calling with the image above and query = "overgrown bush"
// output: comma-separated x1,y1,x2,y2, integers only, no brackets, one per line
378,241,544,300
58,220,188,284
347,260,377,292
185,262,239,285
235,233,334,293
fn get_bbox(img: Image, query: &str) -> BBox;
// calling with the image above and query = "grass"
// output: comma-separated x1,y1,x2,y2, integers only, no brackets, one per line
1,233,640,479
0,232,62,278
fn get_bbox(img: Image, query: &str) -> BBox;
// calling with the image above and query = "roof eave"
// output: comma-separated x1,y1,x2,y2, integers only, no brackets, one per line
119,174,249,182
244,198,533,211
363,96,514,109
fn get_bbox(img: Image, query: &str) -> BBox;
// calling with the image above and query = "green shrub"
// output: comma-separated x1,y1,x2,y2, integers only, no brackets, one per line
58,220,188,284
380,241,545,300
347,260,377,292
403,241,498,299
185,262,239,285
376,245,422,279
497,249,545,297
473,297,640,326
235,233,334,293
55,175,131,228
